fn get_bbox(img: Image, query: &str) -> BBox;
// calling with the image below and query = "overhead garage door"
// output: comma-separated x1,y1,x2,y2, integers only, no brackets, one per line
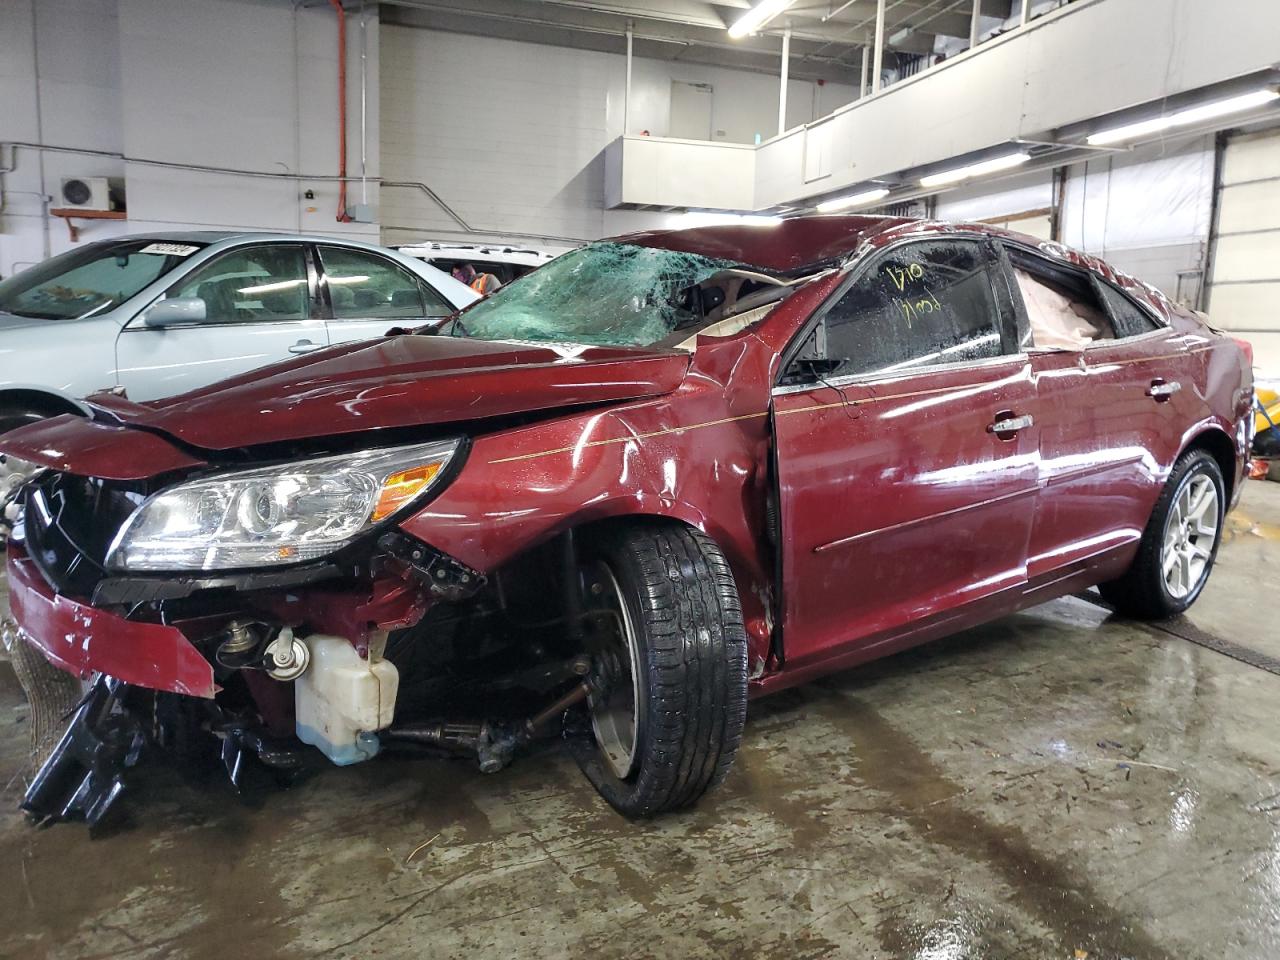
1207,128,1280,378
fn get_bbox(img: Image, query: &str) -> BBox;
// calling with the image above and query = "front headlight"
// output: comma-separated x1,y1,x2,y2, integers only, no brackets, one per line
107,439,461,572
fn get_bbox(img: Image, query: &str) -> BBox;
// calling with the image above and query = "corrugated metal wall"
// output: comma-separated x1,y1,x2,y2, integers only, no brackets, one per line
1207,128,1280,379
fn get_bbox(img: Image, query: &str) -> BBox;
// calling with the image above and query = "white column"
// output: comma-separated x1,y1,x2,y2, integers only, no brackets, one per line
777,24,791,136
969,0,981,48
624,23,633,135
872,0,885,93
859,36,869,98
1020,0,1031,25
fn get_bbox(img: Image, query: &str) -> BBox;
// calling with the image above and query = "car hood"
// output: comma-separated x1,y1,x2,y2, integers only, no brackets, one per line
0,334,691,475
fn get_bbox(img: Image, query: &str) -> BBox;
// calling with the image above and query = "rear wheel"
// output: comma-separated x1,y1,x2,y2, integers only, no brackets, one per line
567,521,748,817
1098,449,1225,619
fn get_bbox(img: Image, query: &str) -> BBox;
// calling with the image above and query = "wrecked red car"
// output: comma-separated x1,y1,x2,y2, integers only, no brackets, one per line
2,216,1253,826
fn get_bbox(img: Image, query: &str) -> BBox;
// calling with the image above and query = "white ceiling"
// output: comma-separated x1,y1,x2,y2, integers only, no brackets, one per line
379,0,1016,84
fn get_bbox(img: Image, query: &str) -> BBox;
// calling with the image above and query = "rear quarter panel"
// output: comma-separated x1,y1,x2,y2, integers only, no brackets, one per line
1047,241,1250,502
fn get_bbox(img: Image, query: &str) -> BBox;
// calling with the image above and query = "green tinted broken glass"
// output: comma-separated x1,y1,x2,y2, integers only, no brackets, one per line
447,242,740,347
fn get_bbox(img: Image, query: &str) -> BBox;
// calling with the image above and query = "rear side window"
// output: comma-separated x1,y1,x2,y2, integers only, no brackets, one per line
430,258,518,285
812,239,1003,379
320,247,453,320
1097,282,1162,337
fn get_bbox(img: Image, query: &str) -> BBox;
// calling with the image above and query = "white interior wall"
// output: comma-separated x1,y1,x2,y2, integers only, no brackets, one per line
378,26,856,244
117,0,378,241
623,58,855,144
0,0,379,279
0,0,125,275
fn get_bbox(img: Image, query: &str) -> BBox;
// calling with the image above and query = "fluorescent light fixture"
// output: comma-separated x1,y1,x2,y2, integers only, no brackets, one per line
674,211,783,228
728,0,795,38
1087,88,1280,146
919,151,1030,188
816,188,890,213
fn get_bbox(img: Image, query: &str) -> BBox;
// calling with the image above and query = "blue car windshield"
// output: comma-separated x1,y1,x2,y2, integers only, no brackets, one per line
442,242,742,347
0,239,205,321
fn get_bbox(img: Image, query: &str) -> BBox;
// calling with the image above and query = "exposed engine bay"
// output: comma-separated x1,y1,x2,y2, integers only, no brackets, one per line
10,465,652,827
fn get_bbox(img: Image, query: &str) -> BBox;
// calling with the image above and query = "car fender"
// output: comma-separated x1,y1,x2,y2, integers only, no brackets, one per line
0,315,122,406
402,385,778,670
1179,419,1245,505
0,382,94,418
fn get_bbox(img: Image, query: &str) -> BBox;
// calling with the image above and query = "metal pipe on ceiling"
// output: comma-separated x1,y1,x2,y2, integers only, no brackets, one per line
822,0,859,22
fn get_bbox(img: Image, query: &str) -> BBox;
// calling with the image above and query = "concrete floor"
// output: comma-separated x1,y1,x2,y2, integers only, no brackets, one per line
2,484,1279,960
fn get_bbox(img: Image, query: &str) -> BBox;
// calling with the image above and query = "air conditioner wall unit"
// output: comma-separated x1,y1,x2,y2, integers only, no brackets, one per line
59,177,113,211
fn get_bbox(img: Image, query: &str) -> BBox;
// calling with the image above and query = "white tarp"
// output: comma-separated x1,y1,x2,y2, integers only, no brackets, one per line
1062,135,1214,254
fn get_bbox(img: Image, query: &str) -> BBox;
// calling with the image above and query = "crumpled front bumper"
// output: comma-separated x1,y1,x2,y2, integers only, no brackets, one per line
7,544,216,699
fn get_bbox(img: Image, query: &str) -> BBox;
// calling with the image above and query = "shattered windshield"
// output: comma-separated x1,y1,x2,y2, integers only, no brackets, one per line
443,242,742,347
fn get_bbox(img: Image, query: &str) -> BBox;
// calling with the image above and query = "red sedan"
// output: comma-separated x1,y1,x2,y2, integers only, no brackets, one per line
2,216,1252,825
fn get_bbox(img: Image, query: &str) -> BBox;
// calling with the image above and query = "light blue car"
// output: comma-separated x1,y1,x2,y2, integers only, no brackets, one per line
0,231,479,433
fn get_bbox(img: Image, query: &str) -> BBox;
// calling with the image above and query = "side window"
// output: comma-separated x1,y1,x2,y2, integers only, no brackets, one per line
1096,282,1162,338
811,239,1004,380
319,247,452,320
168,245,309,324
1007,248,1115,351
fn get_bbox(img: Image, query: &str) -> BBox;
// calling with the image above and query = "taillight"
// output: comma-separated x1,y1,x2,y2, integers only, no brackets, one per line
1233,336,1255,367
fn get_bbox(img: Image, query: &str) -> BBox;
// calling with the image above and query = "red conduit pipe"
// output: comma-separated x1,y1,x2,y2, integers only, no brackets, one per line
329,0,353,222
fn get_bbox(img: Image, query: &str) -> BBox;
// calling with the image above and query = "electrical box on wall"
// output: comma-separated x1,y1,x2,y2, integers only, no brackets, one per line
59,177,117,212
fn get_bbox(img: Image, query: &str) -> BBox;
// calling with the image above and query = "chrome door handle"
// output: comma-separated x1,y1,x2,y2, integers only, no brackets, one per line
289,339,321,354
988,414,1033,435
1147,379,1181,400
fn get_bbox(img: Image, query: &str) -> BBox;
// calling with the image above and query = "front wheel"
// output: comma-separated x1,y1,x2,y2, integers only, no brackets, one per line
567,521,748,817
1099,449,1225,619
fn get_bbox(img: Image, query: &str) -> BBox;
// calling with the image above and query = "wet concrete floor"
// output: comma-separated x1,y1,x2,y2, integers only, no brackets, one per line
1,483,1279,959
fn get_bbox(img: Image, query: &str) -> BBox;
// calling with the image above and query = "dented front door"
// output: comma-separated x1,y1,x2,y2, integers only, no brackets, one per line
772,237,1037,670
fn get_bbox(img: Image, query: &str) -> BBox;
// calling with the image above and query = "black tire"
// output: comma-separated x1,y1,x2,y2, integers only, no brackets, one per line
1098,449,1225,620
567,521,748,817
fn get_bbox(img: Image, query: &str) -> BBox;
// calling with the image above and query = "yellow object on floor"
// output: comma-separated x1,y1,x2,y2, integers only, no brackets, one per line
1257,387,1280,435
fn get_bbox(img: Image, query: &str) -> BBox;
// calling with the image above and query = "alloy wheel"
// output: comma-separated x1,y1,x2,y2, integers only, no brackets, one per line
1161,473,1219,600
583,562,643,780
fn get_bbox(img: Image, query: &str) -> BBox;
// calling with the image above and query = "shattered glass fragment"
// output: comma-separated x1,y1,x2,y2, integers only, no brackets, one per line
447,242,741,347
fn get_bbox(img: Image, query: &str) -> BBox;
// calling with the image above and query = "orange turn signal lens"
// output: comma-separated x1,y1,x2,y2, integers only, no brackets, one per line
371,462,443,521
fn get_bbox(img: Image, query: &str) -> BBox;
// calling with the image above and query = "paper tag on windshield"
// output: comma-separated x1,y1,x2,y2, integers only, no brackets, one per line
140,242,200,256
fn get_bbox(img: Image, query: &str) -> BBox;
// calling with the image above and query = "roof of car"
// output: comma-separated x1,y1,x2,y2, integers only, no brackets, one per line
101,231,407,247
614,214,1083,275
617,214,1180,319
396,241,557,257
614,216,913,273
